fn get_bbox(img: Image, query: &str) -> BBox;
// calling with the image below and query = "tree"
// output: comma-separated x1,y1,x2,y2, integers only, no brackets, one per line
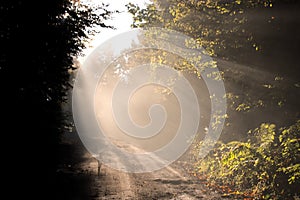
126,0,300,137
126,0,274,59
0,0,114,196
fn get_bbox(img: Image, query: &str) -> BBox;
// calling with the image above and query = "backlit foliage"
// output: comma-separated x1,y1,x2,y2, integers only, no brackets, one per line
126,0,273,58
193,120,300,199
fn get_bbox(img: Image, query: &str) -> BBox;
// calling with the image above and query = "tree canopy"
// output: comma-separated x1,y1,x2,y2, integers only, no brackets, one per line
0,0,114,196
125,0,300,198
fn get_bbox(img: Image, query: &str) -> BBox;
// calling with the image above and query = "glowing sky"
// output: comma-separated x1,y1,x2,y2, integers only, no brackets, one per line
79,0,150,64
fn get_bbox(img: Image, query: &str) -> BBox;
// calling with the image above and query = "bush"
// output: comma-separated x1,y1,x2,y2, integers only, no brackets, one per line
194,120,300,199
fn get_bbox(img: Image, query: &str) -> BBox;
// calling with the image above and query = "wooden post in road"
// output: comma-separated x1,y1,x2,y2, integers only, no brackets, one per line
97,153,102,176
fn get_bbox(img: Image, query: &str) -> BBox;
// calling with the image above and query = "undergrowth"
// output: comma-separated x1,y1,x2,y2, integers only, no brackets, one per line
193,120,300,199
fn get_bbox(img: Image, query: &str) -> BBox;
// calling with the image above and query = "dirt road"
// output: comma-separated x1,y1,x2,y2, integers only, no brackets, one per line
56,137,228,200
92,162,226,200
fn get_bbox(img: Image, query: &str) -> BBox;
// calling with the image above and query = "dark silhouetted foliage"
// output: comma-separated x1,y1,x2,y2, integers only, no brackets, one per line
0,0,113,196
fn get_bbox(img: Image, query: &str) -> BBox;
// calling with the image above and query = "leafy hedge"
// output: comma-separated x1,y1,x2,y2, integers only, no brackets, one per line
194,120,300,199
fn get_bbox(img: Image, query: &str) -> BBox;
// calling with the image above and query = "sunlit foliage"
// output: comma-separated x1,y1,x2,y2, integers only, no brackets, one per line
193,120,300,199
126,0,274,58
125,0,293,117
